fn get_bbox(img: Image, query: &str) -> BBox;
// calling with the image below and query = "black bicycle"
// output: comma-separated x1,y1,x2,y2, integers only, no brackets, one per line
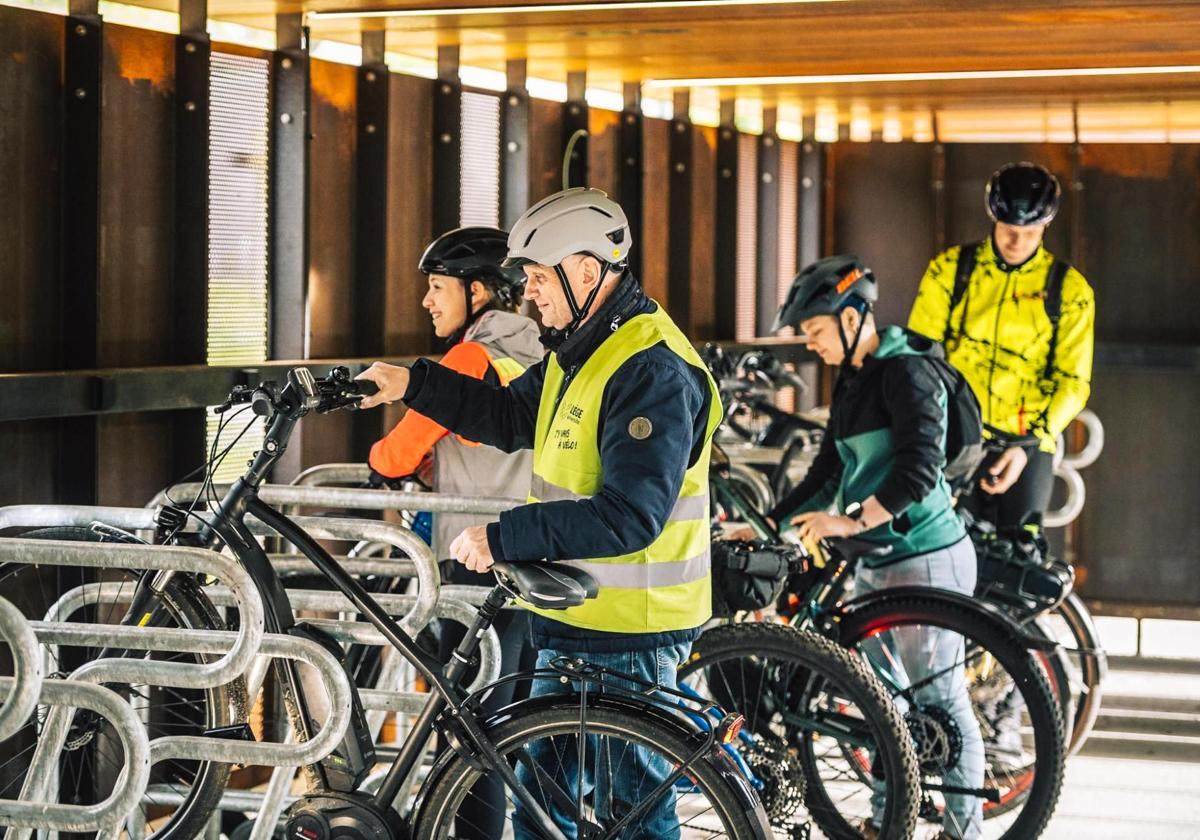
2,366,771,840
707,451,1067,840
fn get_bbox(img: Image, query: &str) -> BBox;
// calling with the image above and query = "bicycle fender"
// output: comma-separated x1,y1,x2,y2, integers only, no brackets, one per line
840,585,1062,653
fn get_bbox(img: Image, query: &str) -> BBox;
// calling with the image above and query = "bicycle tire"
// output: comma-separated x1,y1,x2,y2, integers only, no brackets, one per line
411,698,768,839
1045,591,1105,756
679,622,920,840
836,593,1065,840
4,526,247,840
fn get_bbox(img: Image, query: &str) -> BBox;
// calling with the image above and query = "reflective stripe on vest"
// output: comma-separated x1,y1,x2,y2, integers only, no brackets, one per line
490,355,526,385
522,306,723,634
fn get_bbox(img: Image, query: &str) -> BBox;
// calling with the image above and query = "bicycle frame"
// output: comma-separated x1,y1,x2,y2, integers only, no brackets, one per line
119,370,754,840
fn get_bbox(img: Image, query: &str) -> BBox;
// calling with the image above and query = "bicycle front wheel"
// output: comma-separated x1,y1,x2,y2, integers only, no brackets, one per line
837,593,1066,840
412,697,769,839
679,622,920,840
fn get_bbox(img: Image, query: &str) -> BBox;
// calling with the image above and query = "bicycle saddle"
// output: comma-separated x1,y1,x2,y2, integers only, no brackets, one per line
493,562,599,610
825,536,893,562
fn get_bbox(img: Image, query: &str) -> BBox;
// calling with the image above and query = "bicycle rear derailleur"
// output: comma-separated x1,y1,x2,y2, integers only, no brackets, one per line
286,791,407,840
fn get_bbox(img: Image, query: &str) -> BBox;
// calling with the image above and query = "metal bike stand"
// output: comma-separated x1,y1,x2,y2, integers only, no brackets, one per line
0,676,150,835
0,537,266,840
0,597,43,742
150,482,522,516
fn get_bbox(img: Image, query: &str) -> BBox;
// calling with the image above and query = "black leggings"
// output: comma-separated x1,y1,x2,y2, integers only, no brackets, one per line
961,447,1055,530
437,562,536,839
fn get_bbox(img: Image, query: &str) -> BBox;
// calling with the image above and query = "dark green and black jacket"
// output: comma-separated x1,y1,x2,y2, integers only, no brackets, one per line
769,326,966,566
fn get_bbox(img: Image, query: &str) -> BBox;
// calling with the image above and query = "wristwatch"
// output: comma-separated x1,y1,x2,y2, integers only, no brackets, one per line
844,502,867,532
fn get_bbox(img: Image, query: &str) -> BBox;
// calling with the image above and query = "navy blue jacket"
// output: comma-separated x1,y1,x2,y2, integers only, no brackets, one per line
402,275,714,652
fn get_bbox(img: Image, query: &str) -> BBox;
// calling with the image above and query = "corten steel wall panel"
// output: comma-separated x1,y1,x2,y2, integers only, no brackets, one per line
586,108,620,197
0,6,62,374
943,143,1074,263
98,24,174,369
529,97,563,204
304,58,357,468
382,72,434,435
99,413,178,506
97,25,177,507
385,72,433,356
1079,144,1200,344
307,58,356,360
1077,367,1200,605
829,143,935,327
641,116,669,306
690,125,717,341
0,422,60,507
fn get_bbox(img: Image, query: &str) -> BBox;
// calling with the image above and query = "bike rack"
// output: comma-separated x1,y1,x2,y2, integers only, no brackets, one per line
0,676,150,834
0,501,504,837
0,597,42,742
149,481,522,517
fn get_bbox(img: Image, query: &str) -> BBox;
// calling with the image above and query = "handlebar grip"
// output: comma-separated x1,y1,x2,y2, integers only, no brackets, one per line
355,378,379,397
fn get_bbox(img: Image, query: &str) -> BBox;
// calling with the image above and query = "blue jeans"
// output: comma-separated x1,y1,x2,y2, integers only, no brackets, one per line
856,537,985,840
512,642,693,840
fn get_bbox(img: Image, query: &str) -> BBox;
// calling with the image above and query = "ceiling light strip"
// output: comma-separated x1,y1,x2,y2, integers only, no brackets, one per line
646,65,1200,88
309,0,846,22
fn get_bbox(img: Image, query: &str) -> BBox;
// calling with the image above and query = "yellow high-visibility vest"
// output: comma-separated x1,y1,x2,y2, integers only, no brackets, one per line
522,306,723,634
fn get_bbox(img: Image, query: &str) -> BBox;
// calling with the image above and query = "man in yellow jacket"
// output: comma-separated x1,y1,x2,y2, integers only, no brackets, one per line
909,162,1095,530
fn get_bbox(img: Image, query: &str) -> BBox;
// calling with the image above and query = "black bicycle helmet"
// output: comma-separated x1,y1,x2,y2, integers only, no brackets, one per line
419,226,526,310
985,162,1061,226
772,255,878,333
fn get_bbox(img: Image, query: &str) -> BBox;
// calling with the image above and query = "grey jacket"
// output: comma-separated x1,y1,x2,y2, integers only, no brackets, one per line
431,310,544,557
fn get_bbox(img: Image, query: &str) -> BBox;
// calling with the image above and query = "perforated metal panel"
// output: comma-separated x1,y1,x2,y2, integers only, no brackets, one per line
460,90,501,227
206,51,269,481
735,133,758,341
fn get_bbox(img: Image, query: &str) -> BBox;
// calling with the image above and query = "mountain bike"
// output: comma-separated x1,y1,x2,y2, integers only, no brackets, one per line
3,366,771,840
707,450,1067,839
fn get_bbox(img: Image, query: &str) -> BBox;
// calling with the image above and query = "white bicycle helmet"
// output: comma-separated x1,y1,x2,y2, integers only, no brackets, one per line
504,187,632,335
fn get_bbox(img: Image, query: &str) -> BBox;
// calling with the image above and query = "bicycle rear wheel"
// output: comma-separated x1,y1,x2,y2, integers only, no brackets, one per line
412,697,770,839
679,622,920,840
837,593,1065,840
0,527,247,840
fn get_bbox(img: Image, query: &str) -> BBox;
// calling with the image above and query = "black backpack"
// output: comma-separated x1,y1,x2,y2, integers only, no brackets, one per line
922,353,984,490
947,240,1070,380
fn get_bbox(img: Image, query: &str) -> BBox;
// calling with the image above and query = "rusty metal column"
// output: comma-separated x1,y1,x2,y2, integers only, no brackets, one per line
171,0,211,477
932,114,946,254
562,71,588,189
668,90,692,332
714,98,738,340
756,107,780,337
798,125,825,272
619,82,644,280
500,59,529,229
432,45,461,238
270,13,309,362
355,30,388,358
269,14,310,481
60,0,102,506
353,30,390,458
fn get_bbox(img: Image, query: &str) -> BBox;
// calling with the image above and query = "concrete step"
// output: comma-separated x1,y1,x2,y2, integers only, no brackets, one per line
1101,692,1200,715
1078,728,1200,762
1094,708,1200,737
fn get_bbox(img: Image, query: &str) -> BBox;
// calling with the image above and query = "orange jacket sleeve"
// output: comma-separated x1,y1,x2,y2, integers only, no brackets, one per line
368,341,493,478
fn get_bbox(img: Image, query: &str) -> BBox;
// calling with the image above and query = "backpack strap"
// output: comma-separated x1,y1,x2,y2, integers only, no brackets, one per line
946,240,981,343
1042,259,1069,378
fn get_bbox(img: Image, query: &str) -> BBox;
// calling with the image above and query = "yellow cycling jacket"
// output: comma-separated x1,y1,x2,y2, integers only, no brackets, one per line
908,238,1095,453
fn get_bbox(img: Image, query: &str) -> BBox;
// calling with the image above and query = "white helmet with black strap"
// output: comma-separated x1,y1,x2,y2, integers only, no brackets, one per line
503,187,632,336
